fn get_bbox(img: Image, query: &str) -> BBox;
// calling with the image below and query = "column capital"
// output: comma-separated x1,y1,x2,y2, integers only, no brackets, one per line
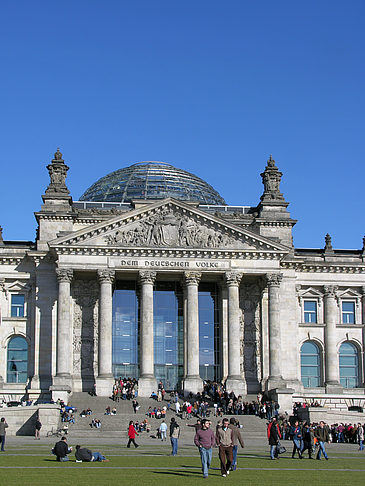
56,268,73,283
361,286,365,296
266,273,283,288
139,270,157,285
183,271,201,286
97,269,115,284
324,285,338,298
224,271,243,287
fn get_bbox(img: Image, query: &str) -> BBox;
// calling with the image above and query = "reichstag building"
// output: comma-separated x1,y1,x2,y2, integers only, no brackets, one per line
0,150,364,408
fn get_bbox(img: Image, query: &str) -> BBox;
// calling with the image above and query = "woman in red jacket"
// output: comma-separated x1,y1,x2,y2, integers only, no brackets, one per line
127,420,139,448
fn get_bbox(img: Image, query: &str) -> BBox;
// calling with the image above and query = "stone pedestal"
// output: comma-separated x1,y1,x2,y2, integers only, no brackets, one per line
183,376,204,396
50,381,72,404
269,387,295,414
96,376,115,397
225,377,247,397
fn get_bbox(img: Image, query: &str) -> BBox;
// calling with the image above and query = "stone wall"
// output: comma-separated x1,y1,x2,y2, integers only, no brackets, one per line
0,404,60,436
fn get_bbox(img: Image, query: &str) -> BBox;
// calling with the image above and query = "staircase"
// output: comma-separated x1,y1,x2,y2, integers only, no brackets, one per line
65,392,268,441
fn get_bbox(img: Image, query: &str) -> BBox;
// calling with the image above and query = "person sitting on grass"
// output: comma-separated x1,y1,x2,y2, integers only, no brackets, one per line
75,445,109,462
52,436,72,462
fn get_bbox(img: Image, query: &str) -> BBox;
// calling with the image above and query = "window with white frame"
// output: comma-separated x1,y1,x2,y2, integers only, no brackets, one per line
304,300,317,323
342,301,355,324
11,294,25,317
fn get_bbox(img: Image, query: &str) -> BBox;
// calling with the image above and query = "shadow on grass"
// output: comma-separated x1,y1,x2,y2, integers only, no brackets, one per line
152,470,203,477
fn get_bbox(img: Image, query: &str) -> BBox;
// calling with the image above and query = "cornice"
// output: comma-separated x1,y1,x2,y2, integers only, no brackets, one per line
52,245,286,260
281,261,365,274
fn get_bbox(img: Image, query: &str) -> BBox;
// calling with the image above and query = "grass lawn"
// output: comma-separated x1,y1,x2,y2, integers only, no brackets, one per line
1,443,364,485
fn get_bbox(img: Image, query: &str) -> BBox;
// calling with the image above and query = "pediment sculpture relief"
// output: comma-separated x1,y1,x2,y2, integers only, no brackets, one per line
103,207,250,249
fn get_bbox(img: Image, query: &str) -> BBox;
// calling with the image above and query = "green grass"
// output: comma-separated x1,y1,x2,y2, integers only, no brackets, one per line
1,444,365,486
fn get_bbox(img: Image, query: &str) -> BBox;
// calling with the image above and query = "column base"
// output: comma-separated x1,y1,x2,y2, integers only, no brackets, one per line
182,375,203,397
225,376,247,397
265,375,288,392
268,387,295,414
138,376,157,397
96,376,115,397
50,376,72,403
325,382,343,394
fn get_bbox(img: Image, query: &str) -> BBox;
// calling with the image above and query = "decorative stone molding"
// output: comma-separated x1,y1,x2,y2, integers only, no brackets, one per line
266,273,283,287
281,261,365,273
56,268,73,283
324,285,338,298
97,269,115,284
44,148,70,195
224,271,243,287
183,271,201,286
260,155,286,203
138,270,157,285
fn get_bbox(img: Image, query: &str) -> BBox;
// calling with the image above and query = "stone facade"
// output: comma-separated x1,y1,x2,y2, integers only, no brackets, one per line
0,151,364,408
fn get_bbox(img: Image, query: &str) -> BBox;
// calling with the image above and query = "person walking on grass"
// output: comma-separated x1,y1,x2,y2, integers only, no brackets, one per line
267,416,281,460
229,417,244,470
127,420,139,448
315,421,329,460
216,418,234,477
194,419,216,479
0,417,8,452
170,417,180,456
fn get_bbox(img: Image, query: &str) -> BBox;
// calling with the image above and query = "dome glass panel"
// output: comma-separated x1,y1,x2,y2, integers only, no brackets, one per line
80,161,226,205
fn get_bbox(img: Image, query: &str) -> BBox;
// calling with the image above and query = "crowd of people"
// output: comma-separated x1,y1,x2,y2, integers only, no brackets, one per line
112,378,138,401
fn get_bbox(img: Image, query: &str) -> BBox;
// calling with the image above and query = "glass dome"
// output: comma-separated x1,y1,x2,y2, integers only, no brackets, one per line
80,161,226,205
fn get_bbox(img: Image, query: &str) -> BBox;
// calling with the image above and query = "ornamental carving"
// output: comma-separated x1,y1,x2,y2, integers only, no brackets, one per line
56,268,73,283
183,271,202,286
260,156,285,202
240,284,262,383
324,285,338,298
44,148,70,195
97,269,115,284
104,207,240,249
72,279,99,376
225,272,243,287
266,273,283,287
139,271,157,285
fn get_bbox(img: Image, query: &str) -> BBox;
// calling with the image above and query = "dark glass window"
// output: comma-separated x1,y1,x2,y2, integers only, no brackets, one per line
300,341,321,388
154,282,183,390
342,301,355,324
339,342,359,388
304,300,317,323
11,294,25,317
112,282,139,379
7,336,28,383
199,283,221,382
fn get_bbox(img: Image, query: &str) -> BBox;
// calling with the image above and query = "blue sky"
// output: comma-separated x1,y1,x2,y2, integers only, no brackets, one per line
1,0,364,249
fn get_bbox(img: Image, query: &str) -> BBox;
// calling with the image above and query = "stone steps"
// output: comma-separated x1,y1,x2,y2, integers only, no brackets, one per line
64,392,268,439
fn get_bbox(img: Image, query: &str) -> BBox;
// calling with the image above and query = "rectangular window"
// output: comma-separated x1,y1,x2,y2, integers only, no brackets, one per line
304,300,317,323
11,295,25,317
342,301,355,324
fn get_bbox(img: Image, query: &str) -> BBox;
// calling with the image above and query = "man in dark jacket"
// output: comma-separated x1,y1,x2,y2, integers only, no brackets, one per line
267,417,281,460
53,437,72,462
315,421,329,460
0,417,8,452
75,445,108,462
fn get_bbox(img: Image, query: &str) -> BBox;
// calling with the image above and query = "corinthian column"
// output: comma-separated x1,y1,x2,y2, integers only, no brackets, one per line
96,269,115,396
55,268,73,379
266,273,285,390
182,271,203,395
138,270,157,397
324,285,342,392
225,271,246,396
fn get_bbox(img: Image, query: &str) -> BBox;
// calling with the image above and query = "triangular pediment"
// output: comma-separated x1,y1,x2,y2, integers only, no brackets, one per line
50,198,289,255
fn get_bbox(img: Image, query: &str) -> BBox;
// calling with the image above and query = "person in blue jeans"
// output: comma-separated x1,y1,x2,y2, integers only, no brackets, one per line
170,418,180,456
357,423,364,451
75,445,109,462
315,421,329,460
290,421,303,459
194,419,216,478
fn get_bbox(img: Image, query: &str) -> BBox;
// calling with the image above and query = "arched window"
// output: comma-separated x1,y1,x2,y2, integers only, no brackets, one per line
7,336,28,383
300,341,321,388
339,342,359,388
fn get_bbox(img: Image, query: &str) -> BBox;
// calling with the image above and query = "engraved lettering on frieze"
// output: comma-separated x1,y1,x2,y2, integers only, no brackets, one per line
104,207,243,249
